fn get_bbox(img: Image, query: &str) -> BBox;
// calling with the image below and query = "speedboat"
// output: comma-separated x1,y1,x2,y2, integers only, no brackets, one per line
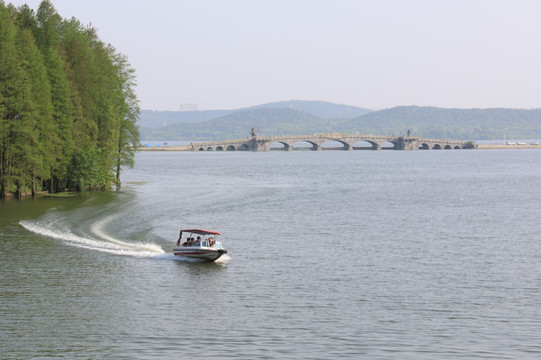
173,229,227,261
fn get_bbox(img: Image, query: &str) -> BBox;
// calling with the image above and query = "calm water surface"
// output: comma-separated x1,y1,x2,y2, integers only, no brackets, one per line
1,149,541,359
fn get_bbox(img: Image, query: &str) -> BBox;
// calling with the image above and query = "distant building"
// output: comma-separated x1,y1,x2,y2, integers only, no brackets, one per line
180,103,198,112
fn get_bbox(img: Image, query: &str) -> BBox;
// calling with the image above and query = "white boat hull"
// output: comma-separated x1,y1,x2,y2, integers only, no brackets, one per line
173,246,227,261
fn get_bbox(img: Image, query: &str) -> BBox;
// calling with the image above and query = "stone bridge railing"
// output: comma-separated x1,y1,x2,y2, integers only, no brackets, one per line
190,133,469,151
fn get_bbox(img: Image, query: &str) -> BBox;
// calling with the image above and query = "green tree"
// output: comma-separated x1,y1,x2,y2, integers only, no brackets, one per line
0,3,27,198
110,49,140,186
60,18,98,151
35,0,61,51
43,46,73,192
16,27,54,196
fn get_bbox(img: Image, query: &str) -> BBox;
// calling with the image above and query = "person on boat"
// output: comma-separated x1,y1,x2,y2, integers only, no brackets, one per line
208,237,214,247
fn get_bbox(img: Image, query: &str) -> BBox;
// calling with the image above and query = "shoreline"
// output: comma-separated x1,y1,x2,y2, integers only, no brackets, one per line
138,144,541,151
476,144,541,149
139,146,191,151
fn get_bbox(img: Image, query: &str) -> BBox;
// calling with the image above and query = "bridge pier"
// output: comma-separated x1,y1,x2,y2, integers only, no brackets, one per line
252,139,271,151
395,137,420,150
283,143,293,151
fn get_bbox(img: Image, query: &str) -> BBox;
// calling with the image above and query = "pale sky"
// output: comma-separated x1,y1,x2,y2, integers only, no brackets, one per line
7,0,541,111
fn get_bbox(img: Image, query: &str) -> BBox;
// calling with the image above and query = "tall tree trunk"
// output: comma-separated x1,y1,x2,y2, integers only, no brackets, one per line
15,181,21,199
115,141,121,188
32,172,36,197
48,168,54,193
1,146,9,199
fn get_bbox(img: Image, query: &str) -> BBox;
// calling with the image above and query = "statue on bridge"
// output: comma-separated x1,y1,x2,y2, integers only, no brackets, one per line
250,127,258,138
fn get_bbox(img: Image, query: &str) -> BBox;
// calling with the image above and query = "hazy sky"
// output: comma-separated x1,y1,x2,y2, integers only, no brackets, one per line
8,0,541,111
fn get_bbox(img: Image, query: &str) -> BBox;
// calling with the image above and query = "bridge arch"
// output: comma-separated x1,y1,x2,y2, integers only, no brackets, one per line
381,141,398,150
433,144,442,149
226,145,236,151
419,143,429,150
321,139,351,150
216,146,224,151
292,140,319,150
352,140,379,150
269,141,293,150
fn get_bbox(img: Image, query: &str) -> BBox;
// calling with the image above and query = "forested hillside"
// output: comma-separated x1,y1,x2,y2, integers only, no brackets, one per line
249,100,371,119
144,108,335,141
339,106,541,140
139,100,370,129
0,1,139,198
139,109,234,128
140,101,371,140
141,104,541,141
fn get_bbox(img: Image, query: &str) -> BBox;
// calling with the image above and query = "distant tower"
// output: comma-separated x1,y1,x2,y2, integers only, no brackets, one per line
180,103,198,112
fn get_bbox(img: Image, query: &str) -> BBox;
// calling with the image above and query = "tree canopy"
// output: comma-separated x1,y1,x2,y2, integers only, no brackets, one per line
0,0,139,198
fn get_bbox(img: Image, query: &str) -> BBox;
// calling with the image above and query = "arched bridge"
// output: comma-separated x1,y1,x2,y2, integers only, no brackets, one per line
189,133,469,151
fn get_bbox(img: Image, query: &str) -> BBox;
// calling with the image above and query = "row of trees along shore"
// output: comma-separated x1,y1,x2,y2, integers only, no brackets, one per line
0,0,140,198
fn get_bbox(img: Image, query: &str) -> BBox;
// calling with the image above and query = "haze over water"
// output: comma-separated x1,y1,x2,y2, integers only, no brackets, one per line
2,149,541,359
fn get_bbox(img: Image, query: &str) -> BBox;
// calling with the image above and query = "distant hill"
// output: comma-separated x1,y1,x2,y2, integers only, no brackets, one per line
144,108,334,141
248,100,372,119
339,106,541,140
138,109,234,128
139,103,541,141
138,100,371,130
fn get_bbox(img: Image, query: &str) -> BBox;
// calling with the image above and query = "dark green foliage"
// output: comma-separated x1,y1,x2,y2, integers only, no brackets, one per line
0,1,139,197
464,141,476,149
68,148,115,191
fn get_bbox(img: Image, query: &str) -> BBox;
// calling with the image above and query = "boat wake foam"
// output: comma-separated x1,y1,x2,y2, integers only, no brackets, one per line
216,254,231,263
20,217,165,258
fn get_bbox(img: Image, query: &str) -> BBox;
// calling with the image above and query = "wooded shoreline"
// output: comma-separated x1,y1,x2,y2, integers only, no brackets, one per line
1,1,139,198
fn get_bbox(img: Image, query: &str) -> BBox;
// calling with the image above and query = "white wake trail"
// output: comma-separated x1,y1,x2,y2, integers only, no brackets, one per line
20,217,165,258
90,215,165,254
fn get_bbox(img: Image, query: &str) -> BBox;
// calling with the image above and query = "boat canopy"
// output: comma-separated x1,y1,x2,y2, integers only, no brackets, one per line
180,229,221,236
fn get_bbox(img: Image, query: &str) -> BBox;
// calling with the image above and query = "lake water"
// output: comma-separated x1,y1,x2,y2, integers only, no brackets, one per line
2,149,541,359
